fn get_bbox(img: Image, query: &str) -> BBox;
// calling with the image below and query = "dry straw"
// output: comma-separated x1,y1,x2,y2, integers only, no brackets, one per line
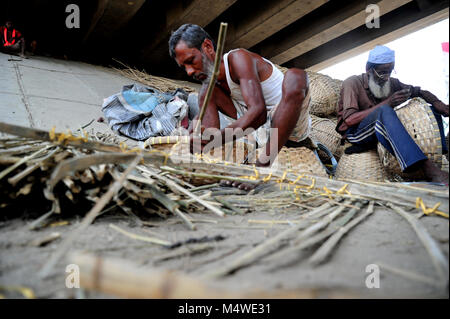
113,60,197,93
377,98,443,179
335,149,389,182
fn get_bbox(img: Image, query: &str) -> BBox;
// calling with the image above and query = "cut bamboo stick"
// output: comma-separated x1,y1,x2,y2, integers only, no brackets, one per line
70,252,353,298
194,22,228,134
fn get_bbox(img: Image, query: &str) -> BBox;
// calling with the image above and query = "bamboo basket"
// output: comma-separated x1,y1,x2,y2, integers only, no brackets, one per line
442,155,449,173
144,135,253,163
310,115,343,159
335,149,389,182
307,72,342,117
275,65,342,117
257,146,328,177
377,98,443,179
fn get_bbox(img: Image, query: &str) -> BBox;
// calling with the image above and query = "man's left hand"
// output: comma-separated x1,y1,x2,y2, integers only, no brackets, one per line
433,101,449,117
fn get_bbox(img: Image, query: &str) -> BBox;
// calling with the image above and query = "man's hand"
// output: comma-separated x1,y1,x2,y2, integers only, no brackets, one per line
189,126,224,155
387,89,411,107
189,134,210,154
433,101,449,117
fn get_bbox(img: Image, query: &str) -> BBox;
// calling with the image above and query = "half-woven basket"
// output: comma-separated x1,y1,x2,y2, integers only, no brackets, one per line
377,97,443,180
144,135,253,163
335,149,389,182
257,146,328,177
144,136,254,185
310,115,343,159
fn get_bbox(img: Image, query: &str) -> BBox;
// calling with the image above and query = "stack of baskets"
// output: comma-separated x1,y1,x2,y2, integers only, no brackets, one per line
275,65,342,118
377,98,443,180
306,71,343,118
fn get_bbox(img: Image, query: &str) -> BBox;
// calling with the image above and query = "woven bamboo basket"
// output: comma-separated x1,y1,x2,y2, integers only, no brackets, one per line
442,155,449,173
335,149,389,182
144,135,253,163
310,115,343,159
377,98,443,179
307,72,342,117
275,65,342,117
256,146,328,177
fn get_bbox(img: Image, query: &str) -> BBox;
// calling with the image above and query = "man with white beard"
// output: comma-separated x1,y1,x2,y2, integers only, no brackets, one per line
336,45,448,184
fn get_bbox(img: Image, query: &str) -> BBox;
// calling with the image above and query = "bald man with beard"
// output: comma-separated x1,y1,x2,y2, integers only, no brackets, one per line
336,45,448,184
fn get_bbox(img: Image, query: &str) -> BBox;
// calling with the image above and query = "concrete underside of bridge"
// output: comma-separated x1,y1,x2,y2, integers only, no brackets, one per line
1,0,448,81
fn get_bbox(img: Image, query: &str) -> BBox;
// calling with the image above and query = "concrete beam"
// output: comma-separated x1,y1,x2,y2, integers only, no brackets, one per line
308,7,449,72
226,0,328,50
141,0,237,59
84,0,146,42
260,0,411,65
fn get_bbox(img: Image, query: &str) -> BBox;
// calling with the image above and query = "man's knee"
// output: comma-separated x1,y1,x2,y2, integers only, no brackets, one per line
376,104,396,117
283,68,308,100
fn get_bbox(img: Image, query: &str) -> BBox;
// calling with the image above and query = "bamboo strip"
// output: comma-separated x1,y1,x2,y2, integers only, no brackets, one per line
0,145,53,180
138,166,226,217
109,224,171,246
194,22,228,134
387,203,449,281
69,252,349,298
38,155,143,278
309,201,374,265
202,202,334,279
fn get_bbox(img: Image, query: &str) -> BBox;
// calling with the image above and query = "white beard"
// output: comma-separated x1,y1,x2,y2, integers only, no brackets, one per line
368,73,391,100
201,54,214,83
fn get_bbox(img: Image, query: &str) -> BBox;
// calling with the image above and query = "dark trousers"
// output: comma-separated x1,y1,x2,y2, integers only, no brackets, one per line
345,105,447,172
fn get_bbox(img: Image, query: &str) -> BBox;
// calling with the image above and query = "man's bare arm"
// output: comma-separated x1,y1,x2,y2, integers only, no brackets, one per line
218,50,267,142
420,90,449,117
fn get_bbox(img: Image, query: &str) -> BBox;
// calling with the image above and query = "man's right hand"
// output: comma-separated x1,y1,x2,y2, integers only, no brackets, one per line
387,89,411,107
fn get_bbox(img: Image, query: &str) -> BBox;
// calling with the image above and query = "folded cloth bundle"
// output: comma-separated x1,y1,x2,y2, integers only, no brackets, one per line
102,84,189,141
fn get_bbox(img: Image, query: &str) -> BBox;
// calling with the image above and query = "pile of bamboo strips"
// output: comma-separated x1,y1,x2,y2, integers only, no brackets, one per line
0,121,448,296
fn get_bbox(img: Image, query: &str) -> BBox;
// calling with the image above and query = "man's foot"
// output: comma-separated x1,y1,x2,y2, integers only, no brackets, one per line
422,159,449,184
19,53,28,59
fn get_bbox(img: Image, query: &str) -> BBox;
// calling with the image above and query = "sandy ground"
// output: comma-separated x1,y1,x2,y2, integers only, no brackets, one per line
0,188,448,299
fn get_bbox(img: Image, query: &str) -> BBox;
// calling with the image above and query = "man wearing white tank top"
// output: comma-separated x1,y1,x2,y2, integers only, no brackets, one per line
169,24,311,190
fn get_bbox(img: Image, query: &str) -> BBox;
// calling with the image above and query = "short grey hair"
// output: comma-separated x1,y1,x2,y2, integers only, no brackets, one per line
168,24,216,59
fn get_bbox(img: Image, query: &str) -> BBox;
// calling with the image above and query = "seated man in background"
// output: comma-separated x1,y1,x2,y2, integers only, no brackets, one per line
0,20,28,58
336,45,448,183
169,24,311,190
